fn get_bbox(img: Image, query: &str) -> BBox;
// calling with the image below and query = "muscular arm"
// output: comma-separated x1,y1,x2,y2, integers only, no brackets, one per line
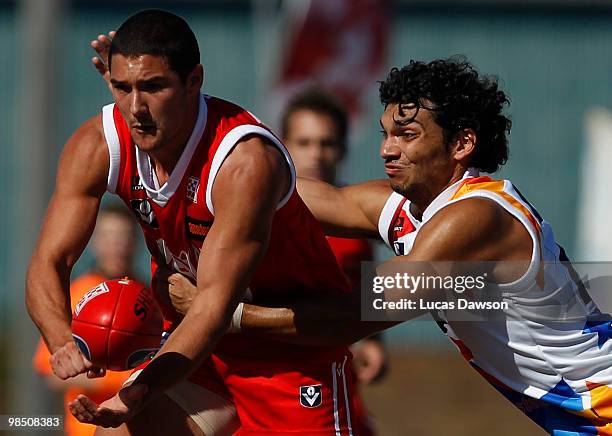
296,177,391,238
240,198,530,345
133,135,289,400
241,294,397,346
26,116,108,374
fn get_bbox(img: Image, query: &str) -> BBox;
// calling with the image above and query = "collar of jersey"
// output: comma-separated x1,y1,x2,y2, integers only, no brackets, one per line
135,94,208,207
421,167,480,223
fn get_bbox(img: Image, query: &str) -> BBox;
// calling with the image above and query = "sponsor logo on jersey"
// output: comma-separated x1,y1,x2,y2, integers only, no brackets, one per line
186,176,200,203
130,199,159,229
299,384,322,408
185,216,213,241
131,176,144,191
75,282,110,316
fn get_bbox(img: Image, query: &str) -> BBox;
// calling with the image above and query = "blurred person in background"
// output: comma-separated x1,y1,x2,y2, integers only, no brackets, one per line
32,204,140,436
281,89,387,435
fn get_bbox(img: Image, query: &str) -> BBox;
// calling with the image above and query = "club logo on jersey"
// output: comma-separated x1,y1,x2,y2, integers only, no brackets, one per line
185,216,213,241
131,176,144,191
186,176,200,203
74,283,110,316
299,385,322,408
130,199,159,229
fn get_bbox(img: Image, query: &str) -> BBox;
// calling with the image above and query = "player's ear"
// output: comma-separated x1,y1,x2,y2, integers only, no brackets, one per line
187,64,204,93
451,129,477,163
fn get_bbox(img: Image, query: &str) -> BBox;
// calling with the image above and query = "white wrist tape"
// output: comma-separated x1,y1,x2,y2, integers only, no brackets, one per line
228,302,244,333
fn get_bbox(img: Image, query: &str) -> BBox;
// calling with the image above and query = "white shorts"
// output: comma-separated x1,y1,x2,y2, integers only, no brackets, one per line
124,370,240,435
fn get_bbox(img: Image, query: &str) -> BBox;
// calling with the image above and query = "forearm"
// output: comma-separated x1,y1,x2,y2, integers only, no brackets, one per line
296,178,383,238
26,256,73,352
240,295,398,346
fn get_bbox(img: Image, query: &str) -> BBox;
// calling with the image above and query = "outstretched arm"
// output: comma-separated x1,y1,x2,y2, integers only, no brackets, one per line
240,294,398,346
296,177,391,238
26,116,109,379
241,198,530,343
162,198,524,347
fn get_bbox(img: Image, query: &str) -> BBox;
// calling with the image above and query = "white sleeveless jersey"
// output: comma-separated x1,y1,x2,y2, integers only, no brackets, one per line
378,169,612,434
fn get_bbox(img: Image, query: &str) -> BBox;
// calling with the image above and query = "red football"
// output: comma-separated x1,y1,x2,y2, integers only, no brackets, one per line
71,278,163,371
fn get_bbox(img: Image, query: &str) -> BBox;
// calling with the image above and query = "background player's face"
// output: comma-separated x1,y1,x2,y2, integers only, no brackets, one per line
284,109,344,183
92,212,137,279
110,54,201,153
379,103,456,206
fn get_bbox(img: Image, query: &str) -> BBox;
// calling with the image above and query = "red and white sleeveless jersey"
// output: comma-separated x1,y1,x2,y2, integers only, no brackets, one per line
101,94,349,357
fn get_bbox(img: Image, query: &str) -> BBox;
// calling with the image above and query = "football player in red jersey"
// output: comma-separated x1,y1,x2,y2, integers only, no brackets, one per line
27,9,364,436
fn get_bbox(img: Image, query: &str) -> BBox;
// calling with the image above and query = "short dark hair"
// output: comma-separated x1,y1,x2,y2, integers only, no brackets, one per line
109,9,200,82
281,88,349,155
379,57,511,173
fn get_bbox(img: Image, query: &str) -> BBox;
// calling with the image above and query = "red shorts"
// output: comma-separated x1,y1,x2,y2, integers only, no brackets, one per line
188,351,362,435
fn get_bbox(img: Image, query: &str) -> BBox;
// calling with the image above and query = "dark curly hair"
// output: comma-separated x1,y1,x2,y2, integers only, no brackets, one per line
379,57,511,173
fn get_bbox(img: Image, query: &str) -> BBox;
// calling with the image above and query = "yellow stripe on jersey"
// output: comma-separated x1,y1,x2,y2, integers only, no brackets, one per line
450,177,542,235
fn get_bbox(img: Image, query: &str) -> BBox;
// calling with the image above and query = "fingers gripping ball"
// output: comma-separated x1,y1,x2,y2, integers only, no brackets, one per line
71,279,164,371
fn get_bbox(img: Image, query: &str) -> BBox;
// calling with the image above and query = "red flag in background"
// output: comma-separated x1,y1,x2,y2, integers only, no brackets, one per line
274,0,389,121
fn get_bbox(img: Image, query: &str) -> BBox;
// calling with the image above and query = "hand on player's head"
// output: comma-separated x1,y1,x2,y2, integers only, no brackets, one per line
50,340,95,380
90,31,115,92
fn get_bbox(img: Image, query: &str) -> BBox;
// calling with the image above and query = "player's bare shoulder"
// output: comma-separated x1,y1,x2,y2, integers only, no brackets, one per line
215,135,290,199
56,114,109,197
410,198,520,261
